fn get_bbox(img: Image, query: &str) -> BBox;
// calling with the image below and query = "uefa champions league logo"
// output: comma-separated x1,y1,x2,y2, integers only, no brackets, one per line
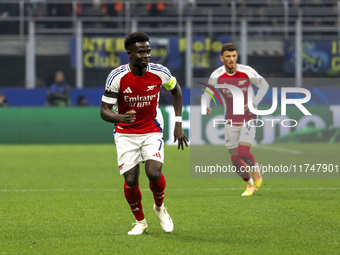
200,83,312,128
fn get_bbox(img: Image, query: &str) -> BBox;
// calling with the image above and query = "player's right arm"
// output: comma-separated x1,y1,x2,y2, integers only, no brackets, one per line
100,67,136,124
201,90,213,115
100,102,136,124
201,71,219,115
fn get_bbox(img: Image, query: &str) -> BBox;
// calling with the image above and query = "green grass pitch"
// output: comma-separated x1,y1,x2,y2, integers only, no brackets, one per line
0,144,339,254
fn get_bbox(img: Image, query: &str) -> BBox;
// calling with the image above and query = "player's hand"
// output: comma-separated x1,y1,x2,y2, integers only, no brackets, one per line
174,123,189,150
244,104,249,112
123,110,136,124
207,107,212,115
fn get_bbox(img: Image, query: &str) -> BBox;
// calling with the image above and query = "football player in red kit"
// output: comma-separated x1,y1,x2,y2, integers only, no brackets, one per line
100,32,188,234
202,43,269,196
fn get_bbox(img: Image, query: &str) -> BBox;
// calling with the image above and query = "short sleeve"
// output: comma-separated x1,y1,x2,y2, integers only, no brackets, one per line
208,67,224,87
149,63,177,90
246,66,263,88
101,68,121,104
163,76,177,90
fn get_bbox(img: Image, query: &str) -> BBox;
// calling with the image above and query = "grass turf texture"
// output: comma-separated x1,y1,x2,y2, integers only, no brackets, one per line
0,144,339,255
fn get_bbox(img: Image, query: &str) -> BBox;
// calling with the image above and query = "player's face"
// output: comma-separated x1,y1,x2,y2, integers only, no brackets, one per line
220,50,238,73
128,42,151,69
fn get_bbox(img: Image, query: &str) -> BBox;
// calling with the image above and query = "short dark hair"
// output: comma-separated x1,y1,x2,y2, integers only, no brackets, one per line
124,32,150,50
221,43,237,55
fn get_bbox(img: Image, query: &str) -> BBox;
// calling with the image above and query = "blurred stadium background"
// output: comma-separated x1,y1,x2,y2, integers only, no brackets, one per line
0,0,339,144
1,1,339,254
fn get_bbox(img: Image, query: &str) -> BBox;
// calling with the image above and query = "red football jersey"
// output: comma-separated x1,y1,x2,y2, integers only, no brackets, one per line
102,63,176,134
209,64,264,125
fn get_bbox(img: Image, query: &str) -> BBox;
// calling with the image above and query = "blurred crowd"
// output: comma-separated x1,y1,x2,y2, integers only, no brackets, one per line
0,0,338,34
0,0,196,32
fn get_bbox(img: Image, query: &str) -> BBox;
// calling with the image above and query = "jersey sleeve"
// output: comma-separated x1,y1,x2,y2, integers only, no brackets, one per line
160,65,176,90
245,66,263,88
208,69,219,87
208,66,226,87
163,76,177,90
201,70,218,114
149,63,177,90
245,66,269,106
102,70,120,105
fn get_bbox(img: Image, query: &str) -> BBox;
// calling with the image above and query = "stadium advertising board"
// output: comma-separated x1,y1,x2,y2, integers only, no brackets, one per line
1,87,340,107
69,35,230,70
183,105,340,145
284,40,340,74
0,106,338,145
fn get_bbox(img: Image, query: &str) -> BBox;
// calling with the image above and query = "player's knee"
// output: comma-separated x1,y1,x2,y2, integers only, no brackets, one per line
145,160,162,181
146,167,162,182
124,174,139,187
124,178,138,187
147,171,161,182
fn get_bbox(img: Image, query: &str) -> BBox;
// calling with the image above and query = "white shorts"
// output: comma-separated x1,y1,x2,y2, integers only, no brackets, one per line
225,120,256,149
114,132,164,175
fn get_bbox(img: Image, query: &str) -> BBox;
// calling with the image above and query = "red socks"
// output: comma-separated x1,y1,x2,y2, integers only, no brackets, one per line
124,174,166,221
230,154,250,182
238,145,256,166
230,145,257,183
124,182,144,221
149,173,166,207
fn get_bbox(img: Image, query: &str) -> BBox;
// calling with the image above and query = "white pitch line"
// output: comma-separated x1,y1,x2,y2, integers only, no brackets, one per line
0,189,112,193
254,145,303,155
1,187,340,193
206,187,340,191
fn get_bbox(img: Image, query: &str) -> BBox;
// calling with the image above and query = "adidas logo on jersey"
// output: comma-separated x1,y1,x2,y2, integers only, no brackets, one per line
123,87,132,93
153,152,161,158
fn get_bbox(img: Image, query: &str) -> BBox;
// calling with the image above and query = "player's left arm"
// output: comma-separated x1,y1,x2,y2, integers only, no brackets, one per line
252,77,269,107
170,82,189,150
246,68,269,111
160,65,189,150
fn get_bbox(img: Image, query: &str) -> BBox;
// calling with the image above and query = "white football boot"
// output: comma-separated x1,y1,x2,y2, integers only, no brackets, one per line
153,204,174,233
128,219,148,235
